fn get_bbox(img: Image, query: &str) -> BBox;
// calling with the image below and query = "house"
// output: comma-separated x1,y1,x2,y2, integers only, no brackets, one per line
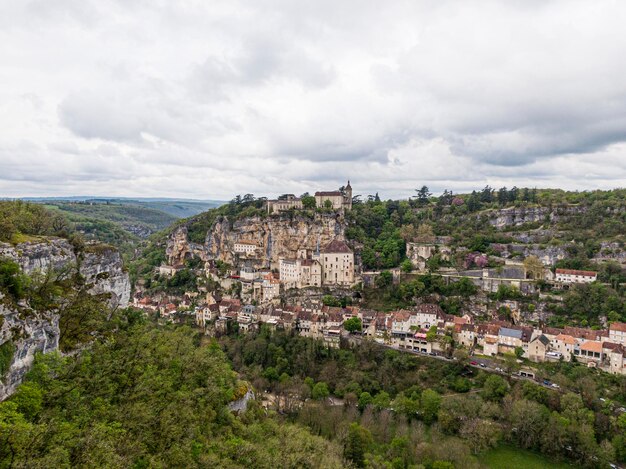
575,340,603,363
498,327,525,353
278,256,322,289
265,194,304,214
555,269,597,284
233,242,258,256
609,322,626,345
603,342,626,375
551,334,577,361
237,305,259,333
262,274,281,302
405,243,450,271
158,264,183,277
528,335,550,362
321,238,355,286
315,181,352,211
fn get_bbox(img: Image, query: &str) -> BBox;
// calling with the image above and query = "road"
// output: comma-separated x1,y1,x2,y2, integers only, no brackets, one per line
352,336,561,392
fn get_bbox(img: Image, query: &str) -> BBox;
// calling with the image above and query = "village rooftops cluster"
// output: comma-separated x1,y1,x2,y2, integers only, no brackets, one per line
132,285,626,377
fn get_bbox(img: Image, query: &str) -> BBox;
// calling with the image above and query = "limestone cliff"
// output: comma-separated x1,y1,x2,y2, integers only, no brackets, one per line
484,205,588,229
167,213,345,269
0,239,130,399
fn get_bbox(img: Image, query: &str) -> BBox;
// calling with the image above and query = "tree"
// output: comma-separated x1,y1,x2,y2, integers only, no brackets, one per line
358,392,373,411
376,271,393,288
301,195,316,209
426,326,438,342
323,199,333,210
460,418,501,454
372,391,391,411
481,375,509,402
497,187,509,205
344,317,362,333
0,259,29,300
416,223,435,242
514,346,525,359
312,382,330,400
420,389,441,424
480,185,494,203
415,186,431,207
400,259,413,274
344,423,373,468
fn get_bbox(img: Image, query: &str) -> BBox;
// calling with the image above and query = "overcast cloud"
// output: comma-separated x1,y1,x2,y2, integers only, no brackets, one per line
1,0,625,199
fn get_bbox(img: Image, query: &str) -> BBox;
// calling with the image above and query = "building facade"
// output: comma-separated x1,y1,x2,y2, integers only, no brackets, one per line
321,239,354,286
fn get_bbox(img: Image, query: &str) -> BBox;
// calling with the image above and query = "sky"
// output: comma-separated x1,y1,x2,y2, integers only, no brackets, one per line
1,0,626,200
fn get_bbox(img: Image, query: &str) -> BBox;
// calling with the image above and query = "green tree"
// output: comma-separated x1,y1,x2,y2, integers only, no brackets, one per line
343,317,362,333
414,186,432,207
344,423,373,468
301,195,316,209
420,389,441,424
482,375,509,402
312,382,330,400
358,392,373,411
376,270,393,288
372,391,391,411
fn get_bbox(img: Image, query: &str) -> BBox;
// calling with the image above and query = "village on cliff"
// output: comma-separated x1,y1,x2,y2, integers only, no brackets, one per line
132,182,626,378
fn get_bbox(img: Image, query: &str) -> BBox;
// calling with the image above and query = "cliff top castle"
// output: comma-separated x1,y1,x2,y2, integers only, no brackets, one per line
265,181,352,214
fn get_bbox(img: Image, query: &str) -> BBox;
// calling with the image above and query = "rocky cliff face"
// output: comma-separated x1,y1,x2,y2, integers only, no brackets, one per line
0,303,59,400
485,205,588,229
0,239,130,400
167,213,345,269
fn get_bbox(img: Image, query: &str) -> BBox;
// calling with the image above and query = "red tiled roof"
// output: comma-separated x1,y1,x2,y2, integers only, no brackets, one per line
415,304,444,316
610,322,626,333
555,269,597,277
580,341,602,353
315,191,342,196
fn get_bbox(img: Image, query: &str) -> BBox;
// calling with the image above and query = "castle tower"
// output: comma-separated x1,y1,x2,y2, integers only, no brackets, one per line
344,180,352,210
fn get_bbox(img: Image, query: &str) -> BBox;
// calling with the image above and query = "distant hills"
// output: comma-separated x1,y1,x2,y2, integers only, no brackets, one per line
19,197,225,218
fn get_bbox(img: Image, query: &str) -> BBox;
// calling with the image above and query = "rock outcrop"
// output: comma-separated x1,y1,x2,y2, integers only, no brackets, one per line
0,239,130,400
167,213,345,270
485,205,588,229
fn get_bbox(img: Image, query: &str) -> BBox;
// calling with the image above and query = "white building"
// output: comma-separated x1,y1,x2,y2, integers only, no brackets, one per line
609,322,626,345
233,242,258,255
555,268,597,284
279,258,300,288
278,257,322,289
321,239,354,286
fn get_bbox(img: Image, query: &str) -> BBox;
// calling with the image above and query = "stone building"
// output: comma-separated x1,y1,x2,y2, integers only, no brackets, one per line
315,181,352,211
321,238,354,286
265,194,304,214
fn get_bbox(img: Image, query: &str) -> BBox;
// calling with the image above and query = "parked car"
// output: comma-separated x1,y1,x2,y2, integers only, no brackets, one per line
551,383,560,389
543,379,551,386
479,363,486,368
470,361,478,366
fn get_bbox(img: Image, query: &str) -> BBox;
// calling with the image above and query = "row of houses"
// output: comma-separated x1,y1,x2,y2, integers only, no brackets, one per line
191,297,626,376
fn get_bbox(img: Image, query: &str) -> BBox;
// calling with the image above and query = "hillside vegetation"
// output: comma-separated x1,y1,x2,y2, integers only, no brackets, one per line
0,314,345,468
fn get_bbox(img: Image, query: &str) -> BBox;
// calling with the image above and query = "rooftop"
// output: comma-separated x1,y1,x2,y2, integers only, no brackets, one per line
322,239,352,254
555,268,597,276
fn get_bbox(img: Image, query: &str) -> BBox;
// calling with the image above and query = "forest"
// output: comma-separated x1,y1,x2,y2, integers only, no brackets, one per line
0,313,345,468
219,327,626,468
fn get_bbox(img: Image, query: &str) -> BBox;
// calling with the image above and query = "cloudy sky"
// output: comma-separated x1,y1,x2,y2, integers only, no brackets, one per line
1,0,626,200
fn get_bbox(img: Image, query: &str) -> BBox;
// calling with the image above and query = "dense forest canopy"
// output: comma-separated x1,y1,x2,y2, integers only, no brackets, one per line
0,314,345,468
219,327,626,468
